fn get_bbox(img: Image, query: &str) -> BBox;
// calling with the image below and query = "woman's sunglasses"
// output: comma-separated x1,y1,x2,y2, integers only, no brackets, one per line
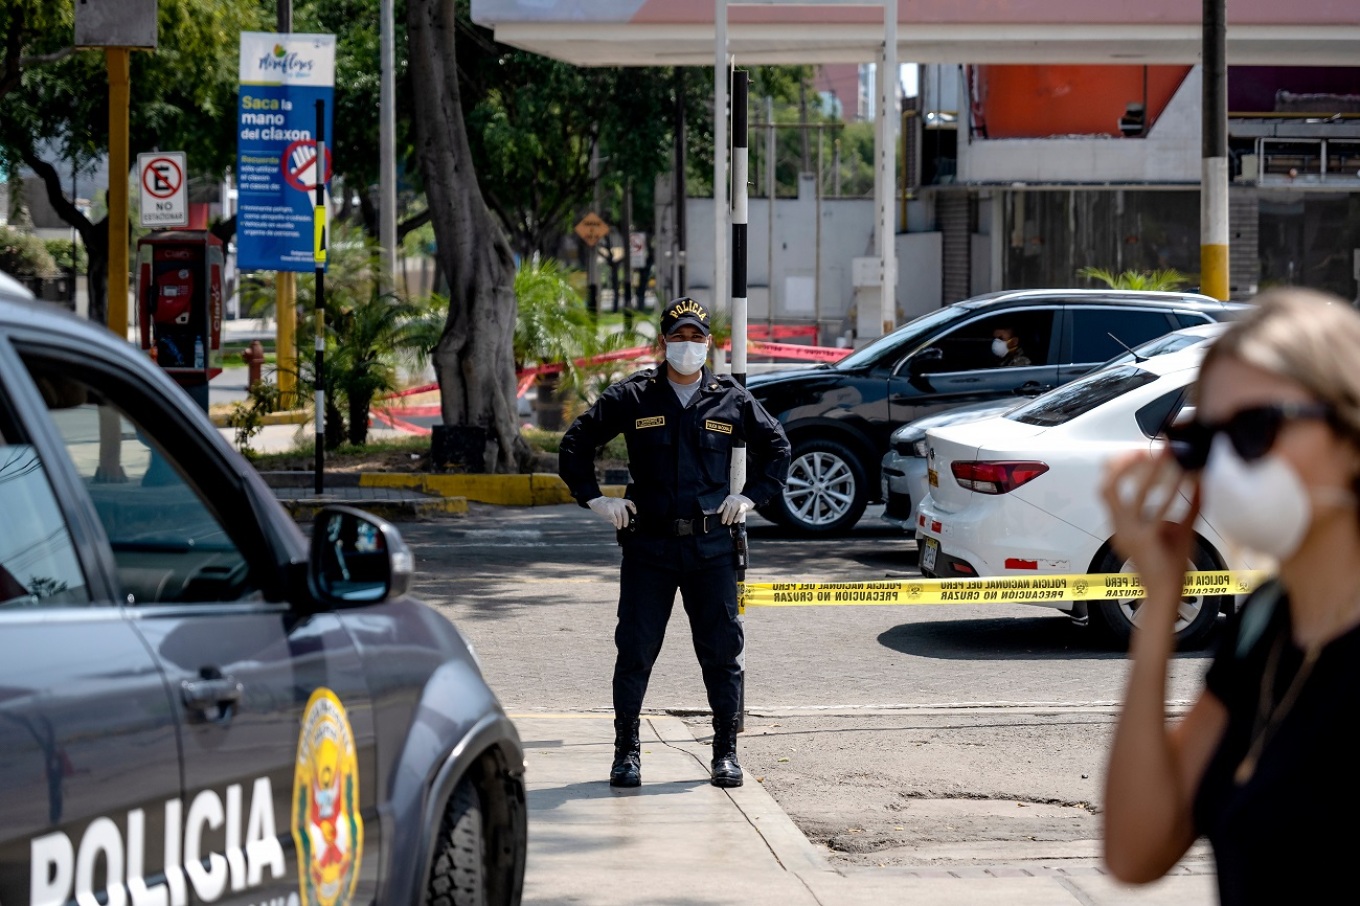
1163,401,1333,472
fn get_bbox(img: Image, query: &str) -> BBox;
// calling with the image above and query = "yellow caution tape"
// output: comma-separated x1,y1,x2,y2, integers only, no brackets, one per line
738,570,1269,613
314,206,327,264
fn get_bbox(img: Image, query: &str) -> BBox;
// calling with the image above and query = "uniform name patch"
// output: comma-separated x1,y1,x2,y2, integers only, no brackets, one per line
704,420,733,435
636,416,666,429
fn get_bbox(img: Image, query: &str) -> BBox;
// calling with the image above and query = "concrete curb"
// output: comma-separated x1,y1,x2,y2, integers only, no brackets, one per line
650,715,837,878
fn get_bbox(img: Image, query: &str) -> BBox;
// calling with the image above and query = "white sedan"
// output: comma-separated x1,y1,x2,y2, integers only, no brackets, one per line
914,345,1260,647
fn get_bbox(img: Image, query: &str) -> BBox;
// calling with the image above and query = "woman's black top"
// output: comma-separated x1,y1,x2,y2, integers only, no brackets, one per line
1192,582,1360,904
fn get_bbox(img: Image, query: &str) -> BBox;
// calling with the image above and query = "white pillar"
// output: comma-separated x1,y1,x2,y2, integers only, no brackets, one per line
714,0,729,372
878,0,898,335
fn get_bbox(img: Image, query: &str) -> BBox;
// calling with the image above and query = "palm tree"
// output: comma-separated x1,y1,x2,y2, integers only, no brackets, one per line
1078,266,1189,292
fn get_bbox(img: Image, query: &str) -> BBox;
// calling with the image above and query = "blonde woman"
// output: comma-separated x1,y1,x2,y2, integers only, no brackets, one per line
1101,288,1360,903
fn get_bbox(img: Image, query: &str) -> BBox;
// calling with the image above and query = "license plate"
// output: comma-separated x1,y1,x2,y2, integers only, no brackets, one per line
921,537,939,573
928,468,939,487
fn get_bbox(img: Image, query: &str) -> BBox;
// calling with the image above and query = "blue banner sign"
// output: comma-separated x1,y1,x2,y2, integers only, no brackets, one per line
236,32,335,273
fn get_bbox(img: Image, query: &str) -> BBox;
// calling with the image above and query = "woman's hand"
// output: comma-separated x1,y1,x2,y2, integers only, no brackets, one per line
1100,450,1200,607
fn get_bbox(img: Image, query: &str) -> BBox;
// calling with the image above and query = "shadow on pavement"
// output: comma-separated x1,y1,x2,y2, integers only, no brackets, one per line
529,778,713,811
877,614,1221,661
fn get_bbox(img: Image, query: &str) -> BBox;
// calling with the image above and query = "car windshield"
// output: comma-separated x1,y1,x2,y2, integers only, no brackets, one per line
834,306,964,370
1097,329,1215,369
1007,365,1160,427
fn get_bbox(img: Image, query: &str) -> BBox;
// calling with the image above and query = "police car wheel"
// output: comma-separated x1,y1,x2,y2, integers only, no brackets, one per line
774,438,868,535
1087,538,1224,650
426,779,488,906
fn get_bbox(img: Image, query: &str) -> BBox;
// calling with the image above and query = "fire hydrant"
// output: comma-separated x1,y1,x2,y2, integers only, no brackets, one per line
242,339,266,389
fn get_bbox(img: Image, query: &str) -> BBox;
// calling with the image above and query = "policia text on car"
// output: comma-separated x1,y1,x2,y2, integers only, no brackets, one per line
559,298,791,789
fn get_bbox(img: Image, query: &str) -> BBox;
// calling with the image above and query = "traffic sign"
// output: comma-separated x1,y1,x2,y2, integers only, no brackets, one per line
629,231,647,268
575,212,610,247
138,152,188,228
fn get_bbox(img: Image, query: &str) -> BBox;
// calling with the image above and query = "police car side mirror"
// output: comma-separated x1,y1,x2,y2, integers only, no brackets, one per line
309,506,414,607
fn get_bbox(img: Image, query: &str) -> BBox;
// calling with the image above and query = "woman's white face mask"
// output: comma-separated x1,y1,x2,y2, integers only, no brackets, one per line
665,339,708,375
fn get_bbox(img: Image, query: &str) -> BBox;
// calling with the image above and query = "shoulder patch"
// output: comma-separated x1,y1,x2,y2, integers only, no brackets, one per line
636,416,665,429
704,419,733,435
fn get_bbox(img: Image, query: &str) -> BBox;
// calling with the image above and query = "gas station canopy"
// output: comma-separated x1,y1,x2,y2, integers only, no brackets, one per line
471,0,1360,67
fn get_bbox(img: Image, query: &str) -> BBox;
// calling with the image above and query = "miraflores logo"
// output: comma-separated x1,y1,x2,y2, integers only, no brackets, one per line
257,47,316,77
292,689,364,906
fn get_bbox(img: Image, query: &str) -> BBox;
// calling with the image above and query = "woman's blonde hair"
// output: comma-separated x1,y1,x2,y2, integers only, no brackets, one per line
1201,287,1360,446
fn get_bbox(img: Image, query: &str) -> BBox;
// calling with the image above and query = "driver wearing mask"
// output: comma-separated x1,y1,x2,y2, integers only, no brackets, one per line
992,326,1032,367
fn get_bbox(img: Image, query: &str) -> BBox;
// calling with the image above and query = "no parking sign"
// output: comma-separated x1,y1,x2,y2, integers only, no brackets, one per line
235,32,335,272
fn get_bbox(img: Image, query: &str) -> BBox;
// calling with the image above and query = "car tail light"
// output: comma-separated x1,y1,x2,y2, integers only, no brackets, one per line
950,461,1050,494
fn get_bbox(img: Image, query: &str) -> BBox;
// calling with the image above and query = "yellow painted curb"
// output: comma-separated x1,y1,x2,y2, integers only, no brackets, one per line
283,496,468,522
357,473,626,507
210,408,310,428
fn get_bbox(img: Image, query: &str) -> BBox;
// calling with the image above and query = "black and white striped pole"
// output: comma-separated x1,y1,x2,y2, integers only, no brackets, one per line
313,99,328,495
731,69,749,731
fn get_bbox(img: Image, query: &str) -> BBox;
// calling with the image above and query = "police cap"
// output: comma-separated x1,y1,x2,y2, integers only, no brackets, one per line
660,297,711,337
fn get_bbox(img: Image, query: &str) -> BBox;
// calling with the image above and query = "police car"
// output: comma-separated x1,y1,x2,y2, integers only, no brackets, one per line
0,297,525,905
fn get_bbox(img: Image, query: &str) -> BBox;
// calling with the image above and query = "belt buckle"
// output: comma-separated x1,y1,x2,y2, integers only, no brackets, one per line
674,519,693,536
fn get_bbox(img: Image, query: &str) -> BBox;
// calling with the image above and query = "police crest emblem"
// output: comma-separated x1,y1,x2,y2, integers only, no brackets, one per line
293,688,364,906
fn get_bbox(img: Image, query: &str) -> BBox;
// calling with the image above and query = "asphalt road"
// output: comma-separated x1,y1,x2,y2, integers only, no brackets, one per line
400,503,1219,885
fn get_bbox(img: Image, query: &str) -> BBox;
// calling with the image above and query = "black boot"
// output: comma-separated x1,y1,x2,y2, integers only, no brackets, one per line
710,714,743,788
610,716,641,788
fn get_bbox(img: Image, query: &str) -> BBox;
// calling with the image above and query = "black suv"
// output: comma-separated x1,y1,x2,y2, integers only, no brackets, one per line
747,289,1250,534
0,299,525,905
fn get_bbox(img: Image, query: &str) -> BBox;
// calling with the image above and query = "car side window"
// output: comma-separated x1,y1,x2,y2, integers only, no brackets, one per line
0,423,91,608
1069,309,1178,365
919,310,1056,373
21,363,260,606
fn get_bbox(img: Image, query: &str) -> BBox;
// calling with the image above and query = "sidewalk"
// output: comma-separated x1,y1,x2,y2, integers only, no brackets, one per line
514,715,1217,906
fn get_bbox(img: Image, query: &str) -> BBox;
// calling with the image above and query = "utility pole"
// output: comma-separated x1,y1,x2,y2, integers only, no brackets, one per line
1201,0,1230,300
674,68,688,296
379,0,398,291
276,0,298,408
587,144,601,319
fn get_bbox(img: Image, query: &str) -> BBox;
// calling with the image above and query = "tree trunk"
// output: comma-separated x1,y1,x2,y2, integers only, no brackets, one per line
407,0,529,473
22,151,108,324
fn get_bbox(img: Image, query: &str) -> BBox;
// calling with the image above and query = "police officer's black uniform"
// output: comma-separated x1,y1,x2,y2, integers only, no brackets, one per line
559,299,790,789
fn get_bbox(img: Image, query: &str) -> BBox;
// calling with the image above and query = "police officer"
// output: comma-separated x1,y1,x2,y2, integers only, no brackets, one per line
559,297,790,789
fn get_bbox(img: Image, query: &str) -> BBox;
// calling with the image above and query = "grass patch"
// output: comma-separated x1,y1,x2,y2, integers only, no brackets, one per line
522,427,627,462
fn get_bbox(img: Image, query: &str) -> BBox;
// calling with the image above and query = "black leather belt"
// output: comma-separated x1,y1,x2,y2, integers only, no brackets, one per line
636,515,720,537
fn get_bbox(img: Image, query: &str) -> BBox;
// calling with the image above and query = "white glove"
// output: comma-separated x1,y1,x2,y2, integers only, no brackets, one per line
718,493,755,525
588,496,637,530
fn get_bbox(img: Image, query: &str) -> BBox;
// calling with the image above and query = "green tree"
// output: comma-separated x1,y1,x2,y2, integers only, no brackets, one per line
0,0,265,323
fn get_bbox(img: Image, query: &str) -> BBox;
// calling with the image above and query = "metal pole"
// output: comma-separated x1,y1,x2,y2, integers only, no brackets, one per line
714,0,728,373
766,97,776,339
731,69,749,734
815,125,823,336
379,0,397,291
314,99,328,495
106,47,130,338
879,0,899,335
1201,0,1230,300
623,179,633,329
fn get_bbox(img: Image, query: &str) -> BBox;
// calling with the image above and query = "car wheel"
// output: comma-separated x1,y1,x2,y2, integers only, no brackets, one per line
426,780,487,906
1088,539,1226,649
773,438,868,535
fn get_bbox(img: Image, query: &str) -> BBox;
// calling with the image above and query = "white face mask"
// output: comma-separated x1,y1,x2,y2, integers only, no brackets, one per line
1200,435,1310,560
991,338,1010,358
665,340,708,375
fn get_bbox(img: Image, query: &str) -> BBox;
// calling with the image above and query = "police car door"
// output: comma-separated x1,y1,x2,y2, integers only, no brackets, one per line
8,340,378,906
0,352,182,906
